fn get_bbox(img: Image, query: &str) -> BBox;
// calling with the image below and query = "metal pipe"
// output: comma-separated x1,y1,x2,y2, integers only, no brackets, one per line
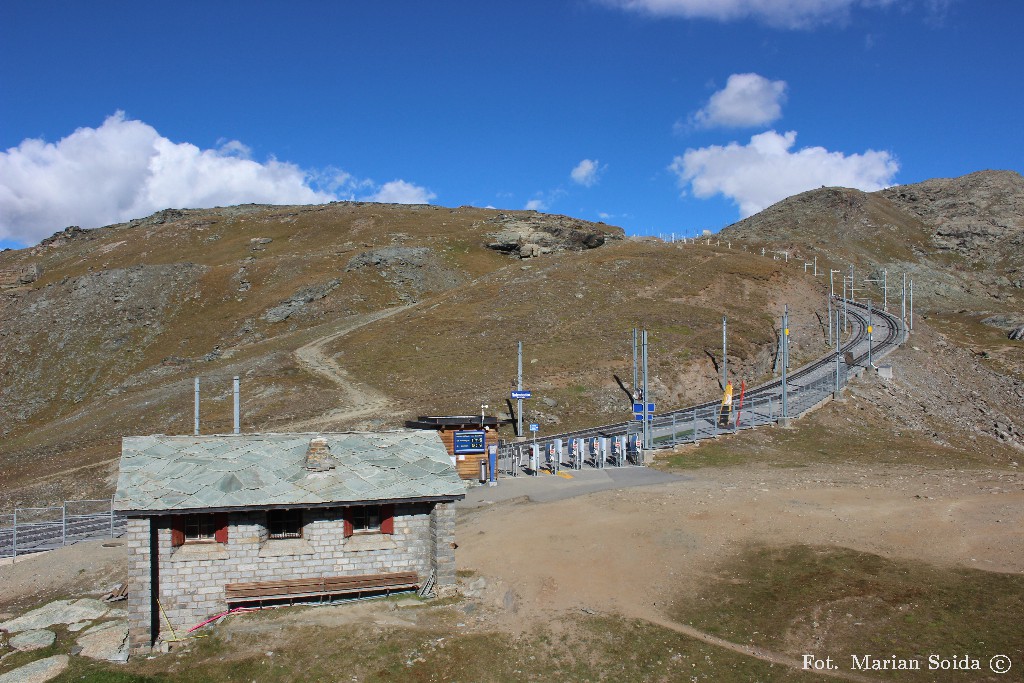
781,306,788,419
722,316,728,389
194,377,200,435
233,376,240,434
867,301,873,368
517,341,523,438
835,309,841,394
642,330,650,454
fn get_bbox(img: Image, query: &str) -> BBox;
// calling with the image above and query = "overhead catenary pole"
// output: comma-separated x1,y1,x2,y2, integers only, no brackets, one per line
632,328,638,399
194,377,200,436
233,376,240,434
867,301,873,368
902,271,907,320
828,297,833,348
517,341,524,438
781,306,789,419
835,308,842,394
722,316,728,389
842,274,848,332
642,329,650,453
883,269,888,313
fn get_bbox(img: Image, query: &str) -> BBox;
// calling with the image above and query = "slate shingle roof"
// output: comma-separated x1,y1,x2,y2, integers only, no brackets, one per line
114,431,465,513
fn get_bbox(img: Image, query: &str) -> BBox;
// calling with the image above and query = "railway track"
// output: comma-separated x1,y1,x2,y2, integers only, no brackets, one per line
520,299,904,449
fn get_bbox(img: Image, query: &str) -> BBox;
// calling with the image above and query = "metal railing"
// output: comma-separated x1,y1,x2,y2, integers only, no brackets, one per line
0,498,126,560
496,299,902,476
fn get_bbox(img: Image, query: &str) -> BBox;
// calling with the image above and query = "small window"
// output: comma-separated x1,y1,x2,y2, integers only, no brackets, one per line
351,505,382,533
172,513,228,546
268,509,303,539
343,504,394,537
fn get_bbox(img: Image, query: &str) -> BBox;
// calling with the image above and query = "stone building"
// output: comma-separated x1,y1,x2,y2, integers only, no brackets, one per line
113,431,465,653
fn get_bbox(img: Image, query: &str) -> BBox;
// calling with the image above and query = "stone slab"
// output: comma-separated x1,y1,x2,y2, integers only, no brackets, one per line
0,655,69,683
9,629,56,651
77,620,130,662
0,599,108,633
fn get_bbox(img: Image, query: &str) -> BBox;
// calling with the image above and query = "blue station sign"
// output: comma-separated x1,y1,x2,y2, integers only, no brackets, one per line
511,390,532,400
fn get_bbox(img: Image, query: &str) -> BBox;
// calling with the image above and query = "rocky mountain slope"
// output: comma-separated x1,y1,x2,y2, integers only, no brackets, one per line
721,170,1024,310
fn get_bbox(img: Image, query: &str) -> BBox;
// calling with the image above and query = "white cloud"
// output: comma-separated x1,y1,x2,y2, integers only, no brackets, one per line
570,158,604,187
525,198,548,211
599,0,898,29
364,179,436,204
0,112,434,245
692,73,787,129
669,130,898,217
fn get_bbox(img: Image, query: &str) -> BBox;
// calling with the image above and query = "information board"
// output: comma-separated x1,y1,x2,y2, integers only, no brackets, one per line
453,430,486,454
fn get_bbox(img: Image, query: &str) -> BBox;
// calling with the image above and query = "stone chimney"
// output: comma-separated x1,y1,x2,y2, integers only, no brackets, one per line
304,437,336,472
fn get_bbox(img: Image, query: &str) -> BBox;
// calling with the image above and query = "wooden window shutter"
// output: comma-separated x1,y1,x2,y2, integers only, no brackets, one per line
380,504,395,535
170,516,185,547
343,508,354,538
214,513,229,544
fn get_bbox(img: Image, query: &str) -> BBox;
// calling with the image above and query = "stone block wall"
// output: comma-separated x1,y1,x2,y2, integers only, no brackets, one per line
125,501,458,651
429,502,456,586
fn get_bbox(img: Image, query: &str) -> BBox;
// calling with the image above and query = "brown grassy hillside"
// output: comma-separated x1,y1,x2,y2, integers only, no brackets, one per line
0,202,834,507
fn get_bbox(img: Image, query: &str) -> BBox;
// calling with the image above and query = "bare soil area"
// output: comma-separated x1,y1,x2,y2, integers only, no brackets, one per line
456,461,1024,631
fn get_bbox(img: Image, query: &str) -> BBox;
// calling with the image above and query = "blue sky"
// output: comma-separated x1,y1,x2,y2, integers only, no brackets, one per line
2,1,1022,249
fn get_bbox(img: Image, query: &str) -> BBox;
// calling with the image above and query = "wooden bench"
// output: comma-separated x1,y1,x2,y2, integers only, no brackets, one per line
225,571,419,603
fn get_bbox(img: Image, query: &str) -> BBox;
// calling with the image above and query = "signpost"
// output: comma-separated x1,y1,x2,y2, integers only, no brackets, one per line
632,402,655,421
528,423,540,476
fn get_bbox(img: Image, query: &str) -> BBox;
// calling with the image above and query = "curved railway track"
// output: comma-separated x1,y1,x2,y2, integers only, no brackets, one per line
528,299,904,448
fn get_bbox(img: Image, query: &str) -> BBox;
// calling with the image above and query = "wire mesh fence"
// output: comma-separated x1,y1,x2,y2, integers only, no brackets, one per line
0,498,126,560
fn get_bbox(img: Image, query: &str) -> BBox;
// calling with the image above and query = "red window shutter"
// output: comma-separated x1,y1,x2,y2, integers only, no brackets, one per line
170,516,185,547
214,513,229,544
380,504,395,535
343,508,354,538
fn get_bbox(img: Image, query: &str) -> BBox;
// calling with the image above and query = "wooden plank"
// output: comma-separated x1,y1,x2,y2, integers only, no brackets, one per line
225,572,420,601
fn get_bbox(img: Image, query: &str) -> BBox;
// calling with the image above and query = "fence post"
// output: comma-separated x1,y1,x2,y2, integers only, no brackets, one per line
62,502,67,546
692,408,697,442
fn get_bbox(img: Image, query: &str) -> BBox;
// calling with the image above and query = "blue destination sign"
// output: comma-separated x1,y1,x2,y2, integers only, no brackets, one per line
453,430,486,455
529,423,540,432
511,390,532,400
632,403,656,413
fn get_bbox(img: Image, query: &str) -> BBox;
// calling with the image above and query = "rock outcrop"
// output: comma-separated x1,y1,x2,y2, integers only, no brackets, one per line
484,212,621,258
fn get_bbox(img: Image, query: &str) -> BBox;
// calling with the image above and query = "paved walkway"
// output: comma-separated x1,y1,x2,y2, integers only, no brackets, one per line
457,466,689,509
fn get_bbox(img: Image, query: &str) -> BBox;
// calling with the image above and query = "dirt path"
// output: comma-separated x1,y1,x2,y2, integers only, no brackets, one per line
284,304,414,430
638,614,873,682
